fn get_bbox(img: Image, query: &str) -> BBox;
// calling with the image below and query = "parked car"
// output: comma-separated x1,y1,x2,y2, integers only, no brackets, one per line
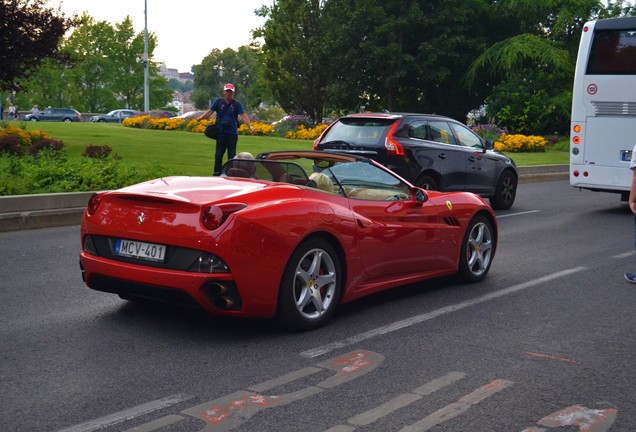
89,109,138,123
314,113,518,210
79,150,497,330
24,108,81,122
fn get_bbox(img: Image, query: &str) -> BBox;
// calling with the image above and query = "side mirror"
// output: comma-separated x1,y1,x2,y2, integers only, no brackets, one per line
484,139,495,150
413,187,428,205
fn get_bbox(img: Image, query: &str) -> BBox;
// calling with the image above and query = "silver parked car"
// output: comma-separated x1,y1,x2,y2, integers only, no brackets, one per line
24,108,81,122
89,109,138,123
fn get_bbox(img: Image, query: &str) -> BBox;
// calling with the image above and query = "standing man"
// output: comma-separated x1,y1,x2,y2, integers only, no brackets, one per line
198,83,255,175
625,143,636,283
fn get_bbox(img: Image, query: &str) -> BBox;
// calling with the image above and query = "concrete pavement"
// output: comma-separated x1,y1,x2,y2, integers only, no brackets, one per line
0,165,569,232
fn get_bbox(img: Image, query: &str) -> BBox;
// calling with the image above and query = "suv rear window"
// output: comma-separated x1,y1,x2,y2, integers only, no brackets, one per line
321,118,395,147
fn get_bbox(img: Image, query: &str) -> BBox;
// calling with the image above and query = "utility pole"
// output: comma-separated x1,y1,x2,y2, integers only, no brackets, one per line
143,0,150,112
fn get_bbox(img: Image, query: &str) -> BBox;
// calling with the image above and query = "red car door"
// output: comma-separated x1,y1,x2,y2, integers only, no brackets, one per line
349,198,452,276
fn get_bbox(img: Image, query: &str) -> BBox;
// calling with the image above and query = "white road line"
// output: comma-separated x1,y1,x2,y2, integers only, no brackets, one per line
399,379,514,432
496,210,540,219
613,251,635,259
301,267,587,358
55,394,194,432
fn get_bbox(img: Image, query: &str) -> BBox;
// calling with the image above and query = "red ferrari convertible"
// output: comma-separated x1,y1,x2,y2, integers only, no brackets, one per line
80,151,497,330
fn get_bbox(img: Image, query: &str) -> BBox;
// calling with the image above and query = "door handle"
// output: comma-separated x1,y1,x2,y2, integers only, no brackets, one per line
438,153,447,159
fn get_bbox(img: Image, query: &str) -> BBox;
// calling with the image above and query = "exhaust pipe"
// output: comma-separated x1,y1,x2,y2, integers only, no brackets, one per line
213,297,234,310
204,282,227,296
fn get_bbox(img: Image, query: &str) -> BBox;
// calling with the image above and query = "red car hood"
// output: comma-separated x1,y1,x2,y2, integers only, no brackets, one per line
111,176,272,204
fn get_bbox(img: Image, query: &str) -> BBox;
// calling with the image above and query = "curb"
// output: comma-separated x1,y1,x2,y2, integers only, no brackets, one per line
0,165,569,232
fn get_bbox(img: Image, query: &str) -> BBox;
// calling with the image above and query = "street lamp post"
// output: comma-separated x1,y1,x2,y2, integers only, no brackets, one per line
143,0,150,112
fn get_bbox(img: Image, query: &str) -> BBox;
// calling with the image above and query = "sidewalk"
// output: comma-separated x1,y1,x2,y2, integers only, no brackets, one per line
0,165,568,232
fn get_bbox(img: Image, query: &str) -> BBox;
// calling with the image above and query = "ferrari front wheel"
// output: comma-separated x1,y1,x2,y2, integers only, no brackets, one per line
458,215,495,283
278,238,342,331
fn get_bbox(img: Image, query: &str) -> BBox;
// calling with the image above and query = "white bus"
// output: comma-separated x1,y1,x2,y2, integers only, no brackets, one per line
570,16,636,200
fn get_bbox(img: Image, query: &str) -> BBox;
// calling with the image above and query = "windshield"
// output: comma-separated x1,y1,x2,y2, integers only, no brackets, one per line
321,118,395,147
221,154,412,201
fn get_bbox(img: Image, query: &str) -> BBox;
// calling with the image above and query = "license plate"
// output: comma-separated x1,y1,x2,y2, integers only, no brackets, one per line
115,239,166,262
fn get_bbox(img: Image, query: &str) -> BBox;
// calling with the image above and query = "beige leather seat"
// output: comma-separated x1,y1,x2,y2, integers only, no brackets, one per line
308,172,335,193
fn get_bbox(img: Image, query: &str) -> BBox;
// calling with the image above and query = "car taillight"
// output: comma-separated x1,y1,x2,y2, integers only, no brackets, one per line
201,203,246,230
201,206,224,230
313,121,336,150
86,193,102,215
384,122,404,156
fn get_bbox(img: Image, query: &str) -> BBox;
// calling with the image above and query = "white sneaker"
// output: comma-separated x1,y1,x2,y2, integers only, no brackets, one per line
624,272,636,283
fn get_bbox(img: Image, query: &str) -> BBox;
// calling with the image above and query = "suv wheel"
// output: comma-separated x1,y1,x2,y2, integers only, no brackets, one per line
63,118,72,123
490,170,516,210
416,174,438,191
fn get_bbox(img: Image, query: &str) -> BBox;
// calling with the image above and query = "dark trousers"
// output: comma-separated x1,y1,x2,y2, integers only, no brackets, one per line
214,133,238,175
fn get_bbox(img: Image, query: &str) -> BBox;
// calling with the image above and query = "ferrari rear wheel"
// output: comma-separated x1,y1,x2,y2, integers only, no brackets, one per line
458,215,495,283
278,238,342,331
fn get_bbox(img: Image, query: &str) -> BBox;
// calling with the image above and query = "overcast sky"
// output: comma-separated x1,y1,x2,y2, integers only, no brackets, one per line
48,0,271,72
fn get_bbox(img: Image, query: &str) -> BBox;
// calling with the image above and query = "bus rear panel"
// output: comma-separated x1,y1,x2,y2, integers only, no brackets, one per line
570,17,636,199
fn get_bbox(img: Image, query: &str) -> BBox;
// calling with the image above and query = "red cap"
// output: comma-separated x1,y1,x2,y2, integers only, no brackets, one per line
224,83,235,92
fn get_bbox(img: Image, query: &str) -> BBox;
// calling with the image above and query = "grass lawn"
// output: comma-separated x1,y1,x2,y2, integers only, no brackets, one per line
13,121,568,174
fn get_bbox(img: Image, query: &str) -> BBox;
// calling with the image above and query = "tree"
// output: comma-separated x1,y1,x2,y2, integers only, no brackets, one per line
13,14,173,112
329,0,488,119
255,0,329,122
467,0,636,134
0,0,74,91
192,46,261,111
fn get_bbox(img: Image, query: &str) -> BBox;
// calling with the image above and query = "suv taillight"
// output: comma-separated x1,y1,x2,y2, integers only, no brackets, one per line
384,121,404,156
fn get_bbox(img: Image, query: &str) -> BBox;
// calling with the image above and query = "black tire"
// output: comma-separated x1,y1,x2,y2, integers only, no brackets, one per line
458,215,495,283
278,238,342,331
63,118,72,123
490,170,516,210
29,118,38,122
98,119,106,123
416,174,438,191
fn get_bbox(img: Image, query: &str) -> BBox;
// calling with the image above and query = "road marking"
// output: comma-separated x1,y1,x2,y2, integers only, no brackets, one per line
532,404,617,432
613,251,634,259
301,267,587,358
344,372,466,427
181,350,384,431
525,352,578,363
497,210,540,219
123,414,184,432
55,394,194,432
399,379,514,432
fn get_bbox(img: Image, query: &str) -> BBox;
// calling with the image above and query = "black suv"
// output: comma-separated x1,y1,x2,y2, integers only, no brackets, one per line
24,108,81,122
314,113,517,209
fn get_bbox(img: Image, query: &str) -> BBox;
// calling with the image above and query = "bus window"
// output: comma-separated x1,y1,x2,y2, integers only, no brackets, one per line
587,29,636,74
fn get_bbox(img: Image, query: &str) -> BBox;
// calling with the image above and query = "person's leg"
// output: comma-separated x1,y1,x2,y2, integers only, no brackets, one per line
214,135,229,175
226,135,238,161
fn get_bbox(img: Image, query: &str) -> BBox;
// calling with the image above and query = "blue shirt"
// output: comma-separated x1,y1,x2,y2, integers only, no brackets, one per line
210,98,245,135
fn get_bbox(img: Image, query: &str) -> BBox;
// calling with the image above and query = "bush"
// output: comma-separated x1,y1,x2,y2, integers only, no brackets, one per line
239,121,274,136
0,135,25,156
494,133,548,153
0,150,175,195
286,124,328,140
472,124,508,142
82,144,113,159
29,138,65,155
272,115,313,137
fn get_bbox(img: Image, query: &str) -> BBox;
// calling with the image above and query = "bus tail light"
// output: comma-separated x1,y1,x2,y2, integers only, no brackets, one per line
572,136,581,144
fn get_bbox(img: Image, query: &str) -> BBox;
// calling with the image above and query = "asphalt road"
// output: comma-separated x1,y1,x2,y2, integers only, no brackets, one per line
1,180,635,432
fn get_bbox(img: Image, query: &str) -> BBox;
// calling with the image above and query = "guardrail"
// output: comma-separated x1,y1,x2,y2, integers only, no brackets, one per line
0,165,569,232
